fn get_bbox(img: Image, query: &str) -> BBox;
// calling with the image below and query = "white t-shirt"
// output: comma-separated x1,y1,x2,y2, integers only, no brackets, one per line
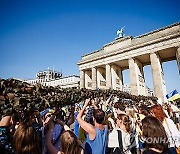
108,128,119,147
107,128,132,154
163,118,180,147
171,104,180,118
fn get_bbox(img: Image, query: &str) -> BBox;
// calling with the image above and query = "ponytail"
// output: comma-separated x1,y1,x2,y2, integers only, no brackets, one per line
117,114,132,133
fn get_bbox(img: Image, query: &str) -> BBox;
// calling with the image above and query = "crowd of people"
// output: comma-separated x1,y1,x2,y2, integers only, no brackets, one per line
0,78,180,154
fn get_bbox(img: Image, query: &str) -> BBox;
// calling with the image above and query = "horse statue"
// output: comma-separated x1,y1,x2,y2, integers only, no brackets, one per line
117,26,125,38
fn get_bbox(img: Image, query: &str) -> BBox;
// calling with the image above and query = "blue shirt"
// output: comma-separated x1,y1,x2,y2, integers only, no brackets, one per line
74,112,79,137
85,126,108,154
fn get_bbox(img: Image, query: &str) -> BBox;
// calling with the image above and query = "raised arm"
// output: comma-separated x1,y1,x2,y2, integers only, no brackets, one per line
56,119,85,150
46,121,60,154
0,115,12,126
91,99,98,109
77,99,96,138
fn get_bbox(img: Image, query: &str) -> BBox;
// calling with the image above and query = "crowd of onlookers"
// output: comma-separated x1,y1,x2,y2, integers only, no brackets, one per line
0,78,180,154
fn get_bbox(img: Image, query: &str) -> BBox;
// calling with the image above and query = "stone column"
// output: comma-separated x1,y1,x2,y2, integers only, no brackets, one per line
150,52,166,101
85,70,92,89
176,46,180,74
96,68,101,89
129,58,146,96
92,67,97,90
80,70,85,89
96,67,106,89
106,64,112,89
111,64,123,90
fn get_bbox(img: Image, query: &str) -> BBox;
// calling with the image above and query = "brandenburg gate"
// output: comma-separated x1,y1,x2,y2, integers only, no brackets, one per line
77,22,180,102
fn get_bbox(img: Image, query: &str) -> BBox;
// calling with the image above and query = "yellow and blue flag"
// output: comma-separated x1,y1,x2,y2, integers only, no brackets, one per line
166,89,180,101
166,89,178,99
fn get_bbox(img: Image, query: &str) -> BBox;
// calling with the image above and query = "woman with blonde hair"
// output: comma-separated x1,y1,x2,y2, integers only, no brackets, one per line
60,130,83,154
13,122,41,154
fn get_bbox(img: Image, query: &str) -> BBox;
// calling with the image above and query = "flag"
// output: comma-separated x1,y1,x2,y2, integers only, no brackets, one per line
166,89,178,99
168,94,180,101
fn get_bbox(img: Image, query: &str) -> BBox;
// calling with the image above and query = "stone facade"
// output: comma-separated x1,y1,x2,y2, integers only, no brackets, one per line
77,22,180,102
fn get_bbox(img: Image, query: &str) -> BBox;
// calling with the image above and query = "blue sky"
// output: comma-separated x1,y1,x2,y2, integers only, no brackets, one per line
0,0,179,93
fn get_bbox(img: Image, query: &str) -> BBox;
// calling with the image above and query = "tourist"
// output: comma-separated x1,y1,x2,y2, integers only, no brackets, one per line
77,99,108,154
141,116,169,154
13,122,41,154
168,101,180,130
114,102,126,116
150,105,180,154
0,115,15,154
46,120,84,154
41,110,64,154
116,114,133,154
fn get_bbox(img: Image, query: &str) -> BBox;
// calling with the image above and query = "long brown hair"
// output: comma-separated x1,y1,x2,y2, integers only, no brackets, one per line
150,105,167,122
60,130,82,154
142,116,168,152
117,114,132,133
13,122,41,154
